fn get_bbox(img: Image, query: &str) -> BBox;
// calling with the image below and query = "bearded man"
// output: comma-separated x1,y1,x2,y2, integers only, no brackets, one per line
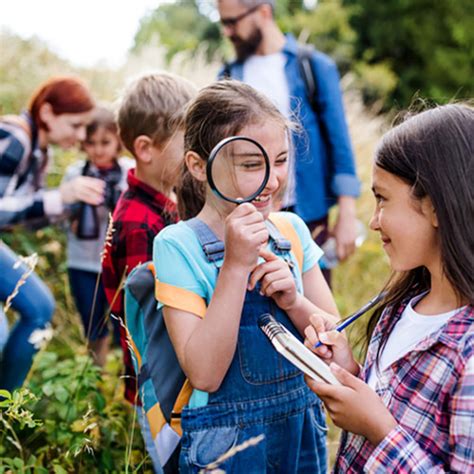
218,0,360,285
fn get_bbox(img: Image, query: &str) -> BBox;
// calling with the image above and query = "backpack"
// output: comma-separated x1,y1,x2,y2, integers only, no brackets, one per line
123,214,304,471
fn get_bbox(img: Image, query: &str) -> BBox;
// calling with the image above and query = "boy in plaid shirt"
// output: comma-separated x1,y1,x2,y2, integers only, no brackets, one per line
101,73,195,472
305,105,474,472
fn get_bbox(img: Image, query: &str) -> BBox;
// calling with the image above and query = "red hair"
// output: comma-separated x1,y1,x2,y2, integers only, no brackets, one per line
28,76,95,130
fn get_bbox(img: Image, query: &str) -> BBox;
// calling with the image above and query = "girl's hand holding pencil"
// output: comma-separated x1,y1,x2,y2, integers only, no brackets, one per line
304,314,360,376
304,291,397,446
304,292,387,375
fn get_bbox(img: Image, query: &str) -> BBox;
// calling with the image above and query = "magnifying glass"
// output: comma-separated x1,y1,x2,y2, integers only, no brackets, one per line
206,136,270,204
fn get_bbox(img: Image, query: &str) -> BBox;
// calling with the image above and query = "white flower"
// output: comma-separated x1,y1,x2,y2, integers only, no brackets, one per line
28,323,54,349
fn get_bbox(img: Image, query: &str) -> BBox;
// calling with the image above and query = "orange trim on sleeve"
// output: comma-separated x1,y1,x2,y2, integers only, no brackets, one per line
155,279,207,319
269,213,304,273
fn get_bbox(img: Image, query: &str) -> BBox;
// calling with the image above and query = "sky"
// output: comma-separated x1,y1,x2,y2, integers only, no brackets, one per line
1,0,163,68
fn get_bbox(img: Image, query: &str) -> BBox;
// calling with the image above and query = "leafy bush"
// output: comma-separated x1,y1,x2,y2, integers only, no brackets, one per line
0,351,150,472
352,62,398,111
346,0,474,108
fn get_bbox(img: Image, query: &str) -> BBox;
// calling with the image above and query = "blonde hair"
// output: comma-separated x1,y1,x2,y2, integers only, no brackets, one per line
117,72,196,155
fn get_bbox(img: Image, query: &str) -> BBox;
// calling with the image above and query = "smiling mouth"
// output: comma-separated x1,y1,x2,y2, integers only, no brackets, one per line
252,195,271,204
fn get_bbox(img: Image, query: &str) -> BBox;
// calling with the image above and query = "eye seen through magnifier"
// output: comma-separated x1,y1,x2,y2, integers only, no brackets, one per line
206,136,271,204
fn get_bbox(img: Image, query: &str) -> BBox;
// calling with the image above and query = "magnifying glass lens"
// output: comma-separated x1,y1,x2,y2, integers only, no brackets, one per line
209,137,269,204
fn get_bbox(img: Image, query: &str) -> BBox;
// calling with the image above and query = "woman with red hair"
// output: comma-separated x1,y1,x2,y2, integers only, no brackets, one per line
0,76,104,392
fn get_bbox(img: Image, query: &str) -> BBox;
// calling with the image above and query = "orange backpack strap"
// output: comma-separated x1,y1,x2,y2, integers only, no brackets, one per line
269,213,304,274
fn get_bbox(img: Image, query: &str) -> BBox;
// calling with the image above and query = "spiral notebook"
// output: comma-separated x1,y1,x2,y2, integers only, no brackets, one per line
258,314,341,385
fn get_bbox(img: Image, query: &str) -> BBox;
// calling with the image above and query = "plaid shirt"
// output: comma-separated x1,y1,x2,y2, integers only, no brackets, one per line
334,294,474,473
101,168,177,404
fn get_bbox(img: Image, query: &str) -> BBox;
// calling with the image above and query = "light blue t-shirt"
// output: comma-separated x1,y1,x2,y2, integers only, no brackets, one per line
153,211,322,309
152,211,322,408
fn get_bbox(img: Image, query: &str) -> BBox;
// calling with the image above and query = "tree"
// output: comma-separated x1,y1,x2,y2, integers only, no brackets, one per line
346,0,474,107
0,31,72,114
132,0,223,62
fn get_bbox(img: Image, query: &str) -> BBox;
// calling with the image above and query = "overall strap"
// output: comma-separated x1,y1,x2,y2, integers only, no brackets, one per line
268,213,304,273
186,218,225,263
186,217,298,267
266,219,292,254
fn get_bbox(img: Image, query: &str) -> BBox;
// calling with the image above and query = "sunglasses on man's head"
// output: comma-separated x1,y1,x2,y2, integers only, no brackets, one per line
220,5,261,28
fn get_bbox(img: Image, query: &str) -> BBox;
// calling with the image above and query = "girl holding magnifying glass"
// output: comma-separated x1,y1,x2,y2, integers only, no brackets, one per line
153,80,338,473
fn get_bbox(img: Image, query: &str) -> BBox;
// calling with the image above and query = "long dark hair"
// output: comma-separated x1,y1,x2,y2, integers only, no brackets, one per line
178,80,288,219
367,104,474,358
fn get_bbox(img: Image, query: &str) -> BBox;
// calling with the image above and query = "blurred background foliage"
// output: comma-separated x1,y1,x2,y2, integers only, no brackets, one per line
0,0,471,471
129,0,473,110
2,0,472,115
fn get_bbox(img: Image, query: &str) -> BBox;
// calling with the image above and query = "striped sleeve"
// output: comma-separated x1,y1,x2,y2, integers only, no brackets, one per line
0,123,46,227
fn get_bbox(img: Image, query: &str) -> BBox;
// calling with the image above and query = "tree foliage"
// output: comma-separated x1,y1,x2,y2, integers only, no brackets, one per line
132,0,223,62
280,0,357,73
132,0,472,110
0,31,72,114
346,0,474,106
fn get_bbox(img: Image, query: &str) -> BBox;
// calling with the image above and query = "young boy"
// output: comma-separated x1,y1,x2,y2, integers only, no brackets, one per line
101,73,196,472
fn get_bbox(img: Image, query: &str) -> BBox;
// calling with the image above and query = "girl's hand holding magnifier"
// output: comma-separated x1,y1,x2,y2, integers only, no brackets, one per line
210,136,271,272
223,203,269,272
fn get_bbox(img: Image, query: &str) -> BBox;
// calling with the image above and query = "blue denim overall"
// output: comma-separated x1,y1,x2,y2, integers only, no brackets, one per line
180,218,327,474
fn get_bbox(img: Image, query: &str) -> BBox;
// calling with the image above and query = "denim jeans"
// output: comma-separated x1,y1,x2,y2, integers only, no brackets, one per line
0,242,55,391
0,306,8,353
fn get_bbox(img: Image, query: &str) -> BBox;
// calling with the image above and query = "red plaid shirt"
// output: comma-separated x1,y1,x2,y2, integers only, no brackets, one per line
334,294,474,473
102,169,177,404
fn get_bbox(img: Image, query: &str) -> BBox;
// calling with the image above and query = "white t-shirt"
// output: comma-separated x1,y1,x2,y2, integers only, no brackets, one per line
243,53,296,207
367,293,464,389
243,53,291,118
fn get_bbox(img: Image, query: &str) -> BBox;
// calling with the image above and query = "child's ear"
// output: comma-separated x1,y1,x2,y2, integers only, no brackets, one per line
421,197,438,228
185,151,206,182
133,135,153,164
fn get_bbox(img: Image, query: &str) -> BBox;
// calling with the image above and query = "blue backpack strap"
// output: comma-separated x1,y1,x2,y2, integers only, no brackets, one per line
186,217,225,263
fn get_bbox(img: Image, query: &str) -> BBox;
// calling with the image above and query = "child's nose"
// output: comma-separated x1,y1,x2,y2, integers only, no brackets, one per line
266,168,280,191
369,211,379,231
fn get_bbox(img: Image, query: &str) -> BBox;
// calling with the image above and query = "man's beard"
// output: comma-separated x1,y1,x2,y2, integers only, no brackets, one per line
230,27,263,61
